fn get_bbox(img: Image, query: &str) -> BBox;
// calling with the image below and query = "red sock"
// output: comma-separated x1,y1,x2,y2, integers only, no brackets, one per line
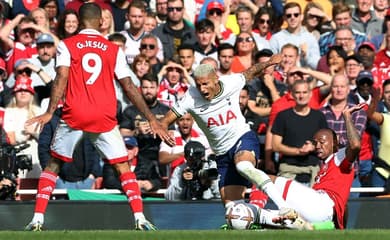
34,171,57,213
249,186,268,209
120,172,143,213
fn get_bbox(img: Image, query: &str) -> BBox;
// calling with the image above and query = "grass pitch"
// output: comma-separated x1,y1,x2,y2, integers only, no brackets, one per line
1,229,390,240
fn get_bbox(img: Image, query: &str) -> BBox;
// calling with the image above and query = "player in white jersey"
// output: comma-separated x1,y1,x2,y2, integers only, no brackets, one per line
161,55,310,227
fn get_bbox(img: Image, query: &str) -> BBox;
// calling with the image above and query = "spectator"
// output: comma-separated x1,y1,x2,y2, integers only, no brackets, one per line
253,7,277,41
371,9,390,51
131,54,151,81
29,8,50,31
231,32,257,73
374,30,390,87
139,33,163,76
159,113,211,175
217,43,234,76
6,57,53,103
110,0,130,32
373,0,389,20
275,43,299,82
102,136,139,190
120,74,174,190
165,141,220,200
144,12,158,32
326,45,347,76
152,0,197,61
351,0,383,39
0,58,12,107
108,33,140,111
317,27,357,74
154,0,168,25
248,48,287,120
271,80,328,185
65,0,112,13
177,44,196,76
226,5,270,51
157,61,190,107
205,1,233,42
318,2,367,56
3,77,43,178
120,0,147,64
269,2,320,69
320,74,367,197
349,70,377,193
56,9,79,40
100,8,115,37
240,84,262,133
0,15,38,75
264,65,332,174
367,81,390,190
193,19,218,69
302,2,334,40
38,108,102,190
39,0,60,35
285,0,333,21
345,54,365,89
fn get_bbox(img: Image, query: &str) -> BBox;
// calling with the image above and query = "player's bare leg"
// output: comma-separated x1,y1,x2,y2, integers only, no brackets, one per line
113,161,156,231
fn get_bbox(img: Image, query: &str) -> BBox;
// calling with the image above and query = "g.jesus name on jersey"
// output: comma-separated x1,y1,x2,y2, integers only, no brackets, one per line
172,74,250,155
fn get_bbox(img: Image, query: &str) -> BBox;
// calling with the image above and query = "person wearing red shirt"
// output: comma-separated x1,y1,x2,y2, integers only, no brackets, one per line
24,3,174,232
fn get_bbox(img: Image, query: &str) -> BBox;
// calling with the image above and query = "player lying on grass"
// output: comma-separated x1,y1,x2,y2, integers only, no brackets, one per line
230,104,362,230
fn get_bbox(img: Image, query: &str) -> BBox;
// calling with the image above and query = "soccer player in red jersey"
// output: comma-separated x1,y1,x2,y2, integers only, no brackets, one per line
253,104,363,230
25,3,174,231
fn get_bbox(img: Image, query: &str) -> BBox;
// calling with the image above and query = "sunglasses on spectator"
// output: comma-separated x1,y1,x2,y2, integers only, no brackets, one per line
308,14,322,21
167,7,183,12
209,9,222,16
237,37,254,43
140,44,156,50
20,28,35,34
16,68,32,76
167,67,182,73
286,13,300,19
259,19,271,25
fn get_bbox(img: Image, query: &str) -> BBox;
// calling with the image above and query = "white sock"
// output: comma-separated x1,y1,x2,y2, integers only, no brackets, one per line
236,161,288,209
134,212,146,222
32,213,44,224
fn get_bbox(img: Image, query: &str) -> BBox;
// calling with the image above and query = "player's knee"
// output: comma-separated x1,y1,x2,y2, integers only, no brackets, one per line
236,161,255,176
45,158,63,174
112,161,130,174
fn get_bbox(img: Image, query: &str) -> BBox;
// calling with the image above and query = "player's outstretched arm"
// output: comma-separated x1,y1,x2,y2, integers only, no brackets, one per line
343,104,363,163
119,77,175,146
242,54,282,81
25,66,69,131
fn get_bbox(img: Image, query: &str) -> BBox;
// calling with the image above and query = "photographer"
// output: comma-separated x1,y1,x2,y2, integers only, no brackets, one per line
165,141,220,200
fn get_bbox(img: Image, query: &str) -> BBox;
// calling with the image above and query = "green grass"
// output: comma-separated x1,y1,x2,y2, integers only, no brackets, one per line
1,230,390,240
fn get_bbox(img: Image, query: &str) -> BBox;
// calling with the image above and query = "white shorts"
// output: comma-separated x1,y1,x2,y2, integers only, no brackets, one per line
274,177,334,223
51,119,128,164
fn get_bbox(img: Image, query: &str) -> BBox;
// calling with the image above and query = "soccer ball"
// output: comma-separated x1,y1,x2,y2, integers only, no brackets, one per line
225,203,255,230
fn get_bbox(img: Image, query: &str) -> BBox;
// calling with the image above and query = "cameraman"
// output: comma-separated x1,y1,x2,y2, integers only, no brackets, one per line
165,141,220,200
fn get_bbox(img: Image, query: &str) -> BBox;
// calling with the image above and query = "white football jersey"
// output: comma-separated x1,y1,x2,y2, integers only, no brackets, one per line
172,73,251,155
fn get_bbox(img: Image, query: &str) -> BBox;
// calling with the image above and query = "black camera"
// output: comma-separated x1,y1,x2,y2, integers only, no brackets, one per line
0,142,33,200
182,141,218,200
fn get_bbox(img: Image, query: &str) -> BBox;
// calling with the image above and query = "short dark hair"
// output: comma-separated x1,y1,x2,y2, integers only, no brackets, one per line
177,44,194,53
79,3,102,22
108,33,126,44
284,2,301,14
217,43,234,55
141,73,158,85
383,79,390,90
195,18,214,32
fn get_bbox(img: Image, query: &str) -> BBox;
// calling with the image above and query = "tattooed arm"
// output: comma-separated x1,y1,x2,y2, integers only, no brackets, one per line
242,54,282,82
343,104,363,163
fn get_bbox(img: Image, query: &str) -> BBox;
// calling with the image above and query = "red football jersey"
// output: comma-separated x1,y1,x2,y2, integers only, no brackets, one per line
57,29,131,132
312,151,354,229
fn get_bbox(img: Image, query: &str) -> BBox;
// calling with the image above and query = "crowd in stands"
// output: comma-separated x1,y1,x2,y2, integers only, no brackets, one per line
1,0,390,200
